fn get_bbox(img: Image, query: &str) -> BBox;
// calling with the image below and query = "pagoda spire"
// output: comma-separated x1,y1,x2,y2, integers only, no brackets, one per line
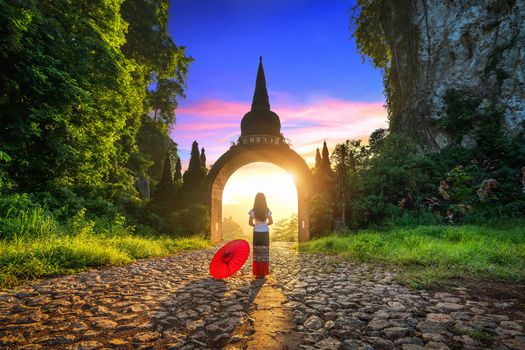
251,56,270,111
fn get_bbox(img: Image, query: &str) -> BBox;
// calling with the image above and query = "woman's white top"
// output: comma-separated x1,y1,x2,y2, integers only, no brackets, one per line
249,209,272,232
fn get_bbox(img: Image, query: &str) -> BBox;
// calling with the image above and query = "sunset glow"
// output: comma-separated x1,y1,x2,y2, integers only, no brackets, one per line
222,163,298,235
172,98,387,167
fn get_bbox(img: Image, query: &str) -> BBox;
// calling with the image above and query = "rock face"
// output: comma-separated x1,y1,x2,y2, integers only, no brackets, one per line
382,0,524,150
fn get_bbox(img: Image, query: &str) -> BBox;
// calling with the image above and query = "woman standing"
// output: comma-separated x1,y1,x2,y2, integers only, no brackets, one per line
248,192,273,278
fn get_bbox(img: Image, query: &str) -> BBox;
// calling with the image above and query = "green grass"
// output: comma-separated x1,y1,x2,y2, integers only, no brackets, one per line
0,206,211,289
300,223,525,288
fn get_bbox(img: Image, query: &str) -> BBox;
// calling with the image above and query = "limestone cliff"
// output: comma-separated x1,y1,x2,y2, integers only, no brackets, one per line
378,0,524,150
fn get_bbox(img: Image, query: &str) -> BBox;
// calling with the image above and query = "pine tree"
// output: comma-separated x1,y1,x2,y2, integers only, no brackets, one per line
200,147,206,168
185,141,201,175
152,152,175,207
315,148,322,172
159,153,173,187
321,141,331,173
332,142,351,226
311,141,335,234
174,157,182,182
183,140,206,190
200,147,208,176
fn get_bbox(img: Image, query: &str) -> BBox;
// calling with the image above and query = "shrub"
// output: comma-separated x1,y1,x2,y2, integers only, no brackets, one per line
169,204,210,235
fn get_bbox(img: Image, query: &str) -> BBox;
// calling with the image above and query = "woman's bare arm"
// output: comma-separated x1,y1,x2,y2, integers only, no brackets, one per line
249,216,255,227
267,216,273,226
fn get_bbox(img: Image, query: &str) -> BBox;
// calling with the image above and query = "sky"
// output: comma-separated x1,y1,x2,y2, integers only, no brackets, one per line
168,0,386,165
167,0,387,227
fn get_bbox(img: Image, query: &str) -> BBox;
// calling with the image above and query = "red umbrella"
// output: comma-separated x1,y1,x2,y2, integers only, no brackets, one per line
210,239,250,279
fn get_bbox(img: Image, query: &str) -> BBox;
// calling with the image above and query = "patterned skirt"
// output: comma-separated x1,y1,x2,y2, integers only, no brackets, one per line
252,231,269,276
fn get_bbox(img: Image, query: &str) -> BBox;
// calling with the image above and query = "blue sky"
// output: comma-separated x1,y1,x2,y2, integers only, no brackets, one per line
167,0,386,165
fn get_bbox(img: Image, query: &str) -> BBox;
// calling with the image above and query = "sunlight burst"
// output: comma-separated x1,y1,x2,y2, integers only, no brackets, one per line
222,162,298,234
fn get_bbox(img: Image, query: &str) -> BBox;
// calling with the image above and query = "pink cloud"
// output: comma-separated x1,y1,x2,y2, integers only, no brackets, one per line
175,122,238,132
177,99,246,118
172,97,387,169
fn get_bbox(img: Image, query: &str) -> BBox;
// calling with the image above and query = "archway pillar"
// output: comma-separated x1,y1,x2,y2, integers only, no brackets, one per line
211,192,222,243
297,192,309,243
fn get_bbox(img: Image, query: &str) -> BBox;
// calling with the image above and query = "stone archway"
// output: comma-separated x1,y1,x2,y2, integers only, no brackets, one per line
208,142,313,243
207,57,313,242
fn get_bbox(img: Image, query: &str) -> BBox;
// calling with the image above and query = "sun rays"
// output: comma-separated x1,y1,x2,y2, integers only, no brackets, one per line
222,163,298,234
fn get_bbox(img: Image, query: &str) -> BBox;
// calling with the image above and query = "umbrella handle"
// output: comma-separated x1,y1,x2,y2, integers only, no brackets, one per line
222,251,233,264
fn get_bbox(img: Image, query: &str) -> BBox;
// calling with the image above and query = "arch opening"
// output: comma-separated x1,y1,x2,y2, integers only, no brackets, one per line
222,162,298,242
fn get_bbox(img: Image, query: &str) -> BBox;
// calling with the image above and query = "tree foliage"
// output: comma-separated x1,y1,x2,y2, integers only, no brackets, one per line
0,0,194,235
314,148,322,170
351,0,417,125
121,0,191,125
310,140,335,236
272,214,298,242
327,90,525,230
332,142,351,226
0,0,144,200
183,141,207,192
309,193,333,238
351,0,390,70
222,216,246,241
174,157,182,182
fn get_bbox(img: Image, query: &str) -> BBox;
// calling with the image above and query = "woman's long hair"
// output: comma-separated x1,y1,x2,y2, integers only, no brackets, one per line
253,192,269,221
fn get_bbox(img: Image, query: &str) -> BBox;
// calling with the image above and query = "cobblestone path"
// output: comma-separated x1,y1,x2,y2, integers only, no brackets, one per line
1,243,524,349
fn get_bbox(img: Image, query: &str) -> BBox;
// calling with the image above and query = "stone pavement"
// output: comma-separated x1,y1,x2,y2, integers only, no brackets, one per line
0,243,524,349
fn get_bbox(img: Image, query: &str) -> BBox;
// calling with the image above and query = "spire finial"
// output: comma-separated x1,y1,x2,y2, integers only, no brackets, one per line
251,57,270,111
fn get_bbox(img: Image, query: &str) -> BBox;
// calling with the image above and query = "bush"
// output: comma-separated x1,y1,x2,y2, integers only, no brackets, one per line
169,204,210,235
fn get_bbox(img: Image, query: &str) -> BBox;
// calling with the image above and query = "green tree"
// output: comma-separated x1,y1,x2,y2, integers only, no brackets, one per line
149,152,180,220
200,147,208,175
321,141,332,175
0,0,144,203
272,214,298,242
309,193,333,238
120,0,190,195
158,153,173,189
314,148,322,172
174,157,182,182
130,115,178,184
182,141,207,205
331,142,352,226
121,0,191,125
222,216,246,241
313,141,334,194
0,0,191,209
183,141,206,189
364,133,432,201
368,128,388,156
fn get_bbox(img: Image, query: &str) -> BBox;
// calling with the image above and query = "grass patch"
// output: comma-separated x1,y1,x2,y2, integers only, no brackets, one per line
300,222,525,288
0,206,211,289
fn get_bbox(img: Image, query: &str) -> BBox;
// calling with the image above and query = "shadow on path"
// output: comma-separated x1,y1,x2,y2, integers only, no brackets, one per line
151,275,265,348
227,276,303,350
